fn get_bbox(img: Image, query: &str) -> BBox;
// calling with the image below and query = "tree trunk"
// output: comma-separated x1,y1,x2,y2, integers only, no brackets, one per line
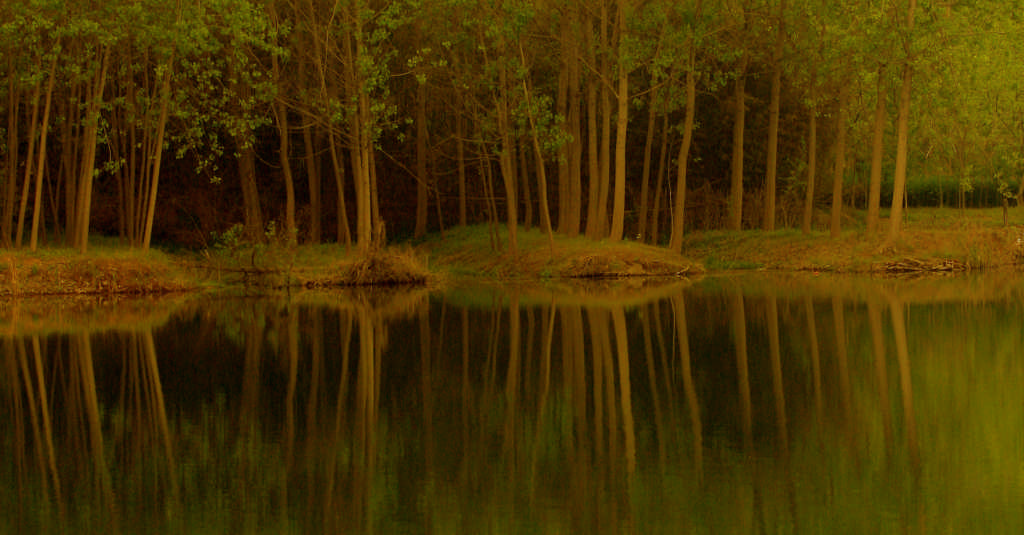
669,58,696,252
764,63,781,231
456,115,467,226
637,87,658,242
802,103,818,234
830,84,848,239
496,63,518,254
888,0,916,241
72,44,111,254
585,81,601,238
866,67,886,235
764,0,785,231
140,53,173,251
414,82,429,238
327,130,351,245
29,54,59,251
304,125,322,244
16,75,41,249
650,112,670,243
3,61,18,247
727,55,747,231
238,144,263,241
608,0,629,242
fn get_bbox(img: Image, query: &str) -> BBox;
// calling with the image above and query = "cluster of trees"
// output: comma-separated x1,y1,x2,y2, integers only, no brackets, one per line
2,0,1022,253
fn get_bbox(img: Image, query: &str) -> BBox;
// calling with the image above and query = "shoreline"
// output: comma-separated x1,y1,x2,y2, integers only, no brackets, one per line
2,218,1022,297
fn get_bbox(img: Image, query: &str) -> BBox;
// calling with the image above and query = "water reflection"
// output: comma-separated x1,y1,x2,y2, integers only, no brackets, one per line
2,278,1024,533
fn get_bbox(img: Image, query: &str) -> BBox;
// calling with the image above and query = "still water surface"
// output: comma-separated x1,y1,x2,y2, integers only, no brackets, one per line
2,274,1023,533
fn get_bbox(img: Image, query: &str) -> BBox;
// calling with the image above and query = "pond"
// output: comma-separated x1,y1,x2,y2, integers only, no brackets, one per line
2,273,1023,533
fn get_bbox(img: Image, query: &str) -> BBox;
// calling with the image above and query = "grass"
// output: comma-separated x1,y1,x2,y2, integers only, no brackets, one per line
681,207,1024,272
3,206,1023,298
418,224,700,280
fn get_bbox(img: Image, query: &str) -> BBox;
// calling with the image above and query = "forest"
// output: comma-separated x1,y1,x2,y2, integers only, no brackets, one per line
1,0,1022,254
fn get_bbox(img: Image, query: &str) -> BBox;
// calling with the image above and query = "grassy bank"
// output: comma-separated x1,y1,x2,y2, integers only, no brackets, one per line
2,207,1022,297
682,207,1024,272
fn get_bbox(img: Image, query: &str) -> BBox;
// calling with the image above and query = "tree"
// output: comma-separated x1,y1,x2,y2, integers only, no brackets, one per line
887,0,916,240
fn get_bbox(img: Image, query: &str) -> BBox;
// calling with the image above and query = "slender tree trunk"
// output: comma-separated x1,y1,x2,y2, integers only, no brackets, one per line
518,47,554,249
637,87,658,242
415,82,429,238
764,57,782,230
888,0,916,241
140,54,173,251
763,0,786,231
802,103,818,234
650,112,670,243
3,62,19,247
72,45,111,254
519,141,532,230
16,76,41,249
304,126,322,244
456,115,467,226
608,0,630,242
238,143,263,241
585,81,601,238
496,63,518,254
29,54,58,251
830,84,849,239
327,130,351,245
727,54,748,231
345,6,375,250
277,103,297,244
272,61,297,244
866,67,886,234
565,33,582,237
669,58,696,251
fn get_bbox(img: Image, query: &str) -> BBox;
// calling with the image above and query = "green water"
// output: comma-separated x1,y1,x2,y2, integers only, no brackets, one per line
2,274,1023,533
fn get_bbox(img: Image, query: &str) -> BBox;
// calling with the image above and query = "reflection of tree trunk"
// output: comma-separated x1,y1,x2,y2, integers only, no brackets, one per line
354,312,380,531
889,298,919,466
767,297,787,453
611,307,636,476
14,336,63,511
419,302,435,480
141,329,178,501
832,297,852,424
672,295,702,482
284,307,300,513
586,308,608,462
324,311,353,529
30,336,63,514
804,296,822,426
641,302,667,468
731,294,752,452
868,301,894,451
563,305,588,461
73,333,118,524
240,313,264,433
528,300,556,496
